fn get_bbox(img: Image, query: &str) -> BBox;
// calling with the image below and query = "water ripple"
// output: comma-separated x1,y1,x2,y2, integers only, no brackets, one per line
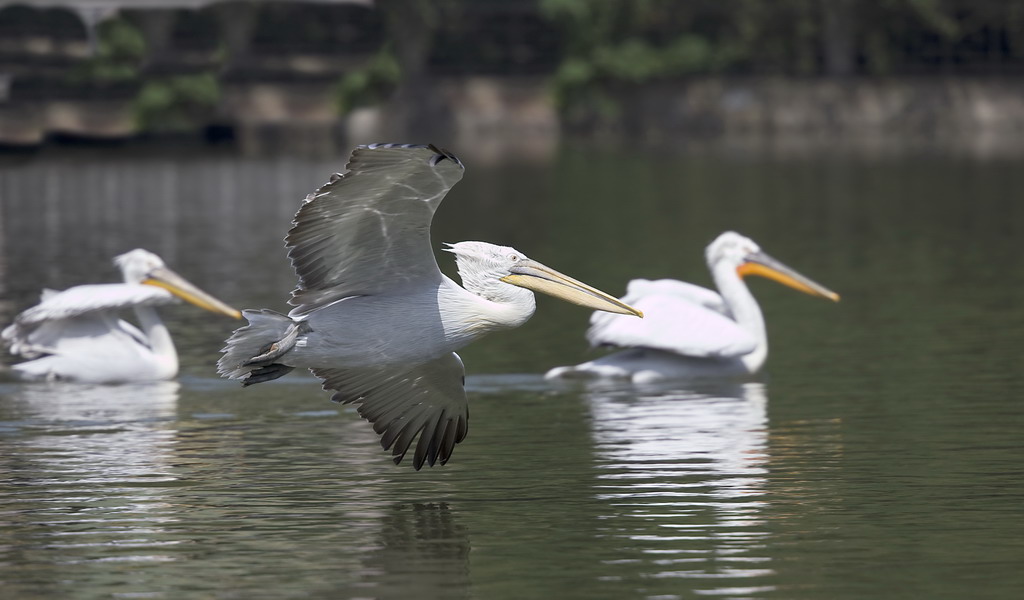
580,382,775,596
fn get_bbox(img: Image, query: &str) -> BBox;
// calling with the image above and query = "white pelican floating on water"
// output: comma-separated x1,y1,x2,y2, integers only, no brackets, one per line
3,249,242,383
218,143,641,470
545,231,839,383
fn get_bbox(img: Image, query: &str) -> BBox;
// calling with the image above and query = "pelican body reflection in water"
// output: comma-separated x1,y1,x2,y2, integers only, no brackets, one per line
218,144,641,470
6,380,182,476
2,249,241,383
584,381,773,588
547,232,839,383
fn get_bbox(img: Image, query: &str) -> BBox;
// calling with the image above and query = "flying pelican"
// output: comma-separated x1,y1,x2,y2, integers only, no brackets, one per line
545,231,839,383
3,249,242,383
217,143,641,470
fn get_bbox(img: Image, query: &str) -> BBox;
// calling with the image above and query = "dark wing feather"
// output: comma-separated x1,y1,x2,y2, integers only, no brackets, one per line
285,144,465,315
311,351,469,470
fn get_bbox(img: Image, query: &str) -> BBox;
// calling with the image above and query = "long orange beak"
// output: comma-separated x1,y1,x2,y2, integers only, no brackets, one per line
737,252,840,302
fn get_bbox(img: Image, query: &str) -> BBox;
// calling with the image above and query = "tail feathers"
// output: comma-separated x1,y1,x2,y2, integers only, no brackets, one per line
243,364,296,386
218,309,300,382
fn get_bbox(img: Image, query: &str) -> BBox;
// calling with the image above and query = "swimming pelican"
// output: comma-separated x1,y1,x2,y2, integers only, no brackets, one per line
217,143,641,470
545,231,839,383
2,249,242,383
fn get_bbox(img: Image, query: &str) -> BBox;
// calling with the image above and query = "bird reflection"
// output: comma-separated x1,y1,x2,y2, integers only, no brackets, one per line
0,382,182,570
4,381,181,484
583,381,775,590
356,502,471,599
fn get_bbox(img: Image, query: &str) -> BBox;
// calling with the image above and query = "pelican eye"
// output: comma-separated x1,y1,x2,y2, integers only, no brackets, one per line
508,254,520,262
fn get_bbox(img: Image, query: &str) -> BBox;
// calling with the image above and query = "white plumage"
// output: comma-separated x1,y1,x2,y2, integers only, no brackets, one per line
586,278,759,358
3,249,241,383
218,143,641,470
546,232,839,383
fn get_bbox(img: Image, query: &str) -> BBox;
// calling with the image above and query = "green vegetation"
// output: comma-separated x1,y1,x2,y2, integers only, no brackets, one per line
537,0,1024,121
7,0,1021,136
135,73,220,133
334,48,401,115
67,17,144,84
63,17,220,133
539,0,757,124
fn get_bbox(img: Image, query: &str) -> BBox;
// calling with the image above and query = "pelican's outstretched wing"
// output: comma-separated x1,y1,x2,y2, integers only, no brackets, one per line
587,279,757,358
2,284,173,353
286,144,466,316
311,352,469,470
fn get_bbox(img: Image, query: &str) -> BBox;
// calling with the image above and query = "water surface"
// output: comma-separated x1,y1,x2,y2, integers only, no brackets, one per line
0,143,1022,599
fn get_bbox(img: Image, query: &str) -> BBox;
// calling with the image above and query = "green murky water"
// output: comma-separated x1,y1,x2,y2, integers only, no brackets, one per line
1,142,1022,599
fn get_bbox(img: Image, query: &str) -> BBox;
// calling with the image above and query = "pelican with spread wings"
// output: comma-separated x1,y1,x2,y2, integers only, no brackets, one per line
545,231,839,383
218,143,641,470
3,249,241,383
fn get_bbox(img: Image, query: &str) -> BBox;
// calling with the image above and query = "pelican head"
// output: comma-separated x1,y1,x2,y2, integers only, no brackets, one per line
706,232,840,301
114,249,242,318
445,241,642,316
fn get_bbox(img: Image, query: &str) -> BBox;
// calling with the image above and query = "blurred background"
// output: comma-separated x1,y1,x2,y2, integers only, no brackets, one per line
1,0,1023,155
2,3,1024,599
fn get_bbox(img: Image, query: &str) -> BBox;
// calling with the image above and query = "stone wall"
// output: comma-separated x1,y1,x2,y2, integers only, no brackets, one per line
605,77,1024,140
5,76,1024,157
